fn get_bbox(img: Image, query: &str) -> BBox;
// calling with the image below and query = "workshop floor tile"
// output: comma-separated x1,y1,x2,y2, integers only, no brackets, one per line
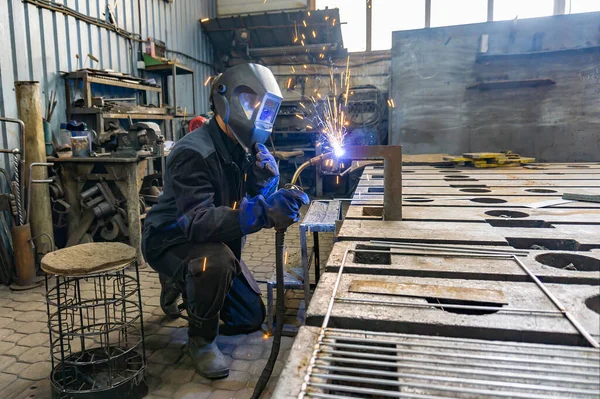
0,205,335,398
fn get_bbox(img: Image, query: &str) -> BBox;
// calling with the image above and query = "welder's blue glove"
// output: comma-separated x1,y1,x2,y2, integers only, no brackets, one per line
238,189,310,235
248,143,279,197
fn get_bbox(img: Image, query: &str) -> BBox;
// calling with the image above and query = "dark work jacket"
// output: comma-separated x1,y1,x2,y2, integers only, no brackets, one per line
142,118,264,293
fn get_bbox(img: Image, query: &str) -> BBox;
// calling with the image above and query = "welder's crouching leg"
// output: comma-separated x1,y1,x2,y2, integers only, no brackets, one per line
186,242,241,379
220,274,266,335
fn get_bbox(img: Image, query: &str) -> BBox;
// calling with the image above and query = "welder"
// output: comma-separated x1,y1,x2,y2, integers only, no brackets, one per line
142,63,309,379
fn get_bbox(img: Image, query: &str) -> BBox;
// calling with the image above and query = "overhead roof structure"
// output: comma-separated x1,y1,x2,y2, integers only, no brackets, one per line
200,8,344,59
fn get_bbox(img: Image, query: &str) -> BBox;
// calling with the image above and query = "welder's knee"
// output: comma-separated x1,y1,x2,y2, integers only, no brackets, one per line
185,243,242,320
187,242,241,278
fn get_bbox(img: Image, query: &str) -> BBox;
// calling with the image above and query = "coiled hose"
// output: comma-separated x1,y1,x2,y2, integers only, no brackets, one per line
251,230,285,398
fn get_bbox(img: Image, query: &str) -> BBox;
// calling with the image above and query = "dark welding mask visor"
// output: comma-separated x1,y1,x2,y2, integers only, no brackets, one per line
211,63,283,152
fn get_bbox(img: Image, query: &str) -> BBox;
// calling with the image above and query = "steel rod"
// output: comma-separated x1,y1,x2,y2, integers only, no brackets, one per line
315,355,600,381
320,334,595,361
324,327,600,352
309,374,569,399
350,247,515,259
512,255,599,348
370,240,529,255
312,365,599,395
317,347,597,370
307,383,448,399
298,249,351,399
334,297,562,315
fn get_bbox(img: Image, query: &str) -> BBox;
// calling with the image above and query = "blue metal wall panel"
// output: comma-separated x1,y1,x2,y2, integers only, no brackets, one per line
0,0,215,158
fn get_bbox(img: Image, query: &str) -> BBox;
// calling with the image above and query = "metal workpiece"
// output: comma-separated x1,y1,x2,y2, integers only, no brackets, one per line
305,271,599,346
336,219,600,250
346,203,600,224
349,194,600,209
343,145,403,221
323,241,600,285
272,326,600,399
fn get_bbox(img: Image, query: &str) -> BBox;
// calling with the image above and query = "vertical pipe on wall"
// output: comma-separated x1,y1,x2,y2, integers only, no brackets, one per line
15,81,54,258
487,0,494,21
366,0,372,51
425,0,431,28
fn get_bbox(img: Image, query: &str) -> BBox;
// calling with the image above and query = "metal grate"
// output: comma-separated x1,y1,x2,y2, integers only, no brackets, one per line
302,328,600,398
298,245,600,398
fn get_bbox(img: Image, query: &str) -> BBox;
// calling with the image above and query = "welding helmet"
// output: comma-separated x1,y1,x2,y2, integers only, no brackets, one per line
210,63,283,152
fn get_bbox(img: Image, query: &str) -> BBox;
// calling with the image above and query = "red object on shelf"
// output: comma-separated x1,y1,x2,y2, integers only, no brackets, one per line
188,116,207,132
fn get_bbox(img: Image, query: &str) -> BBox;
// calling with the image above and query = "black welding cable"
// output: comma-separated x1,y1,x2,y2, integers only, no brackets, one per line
251,230,285,399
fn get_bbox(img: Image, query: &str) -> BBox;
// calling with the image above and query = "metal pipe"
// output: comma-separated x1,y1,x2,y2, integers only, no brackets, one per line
320,342,593,368
26,163,54,225
311,366,599,395
0,117,26,225
315,356,600,381
317,347,598,372
0,117,26,162
334,297,562,315
369,240,529,255
309,373,565,399
290,152,333,186
298,249,351,399
511,254,599,348
321,335,593,361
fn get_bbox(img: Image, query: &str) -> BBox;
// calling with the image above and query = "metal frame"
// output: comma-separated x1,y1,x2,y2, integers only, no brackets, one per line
45,260,147,398
343,146,402,221
297,244,600,398
266,200,342,334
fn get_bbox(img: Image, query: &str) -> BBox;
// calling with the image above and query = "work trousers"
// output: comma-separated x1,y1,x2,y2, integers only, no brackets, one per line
144,241,266,337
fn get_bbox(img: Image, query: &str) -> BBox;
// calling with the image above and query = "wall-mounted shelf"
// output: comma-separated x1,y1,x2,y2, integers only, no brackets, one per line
467,79,555,91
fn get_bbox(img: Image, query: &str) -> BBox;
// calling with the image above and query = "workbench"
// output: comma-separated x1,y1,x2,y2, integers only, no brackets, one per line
49,156,148,262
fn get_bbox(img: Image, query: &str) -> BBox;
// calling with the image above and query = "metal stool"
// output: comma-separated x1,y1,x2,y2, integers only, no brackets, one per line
266,200,342,333
41,242,148,399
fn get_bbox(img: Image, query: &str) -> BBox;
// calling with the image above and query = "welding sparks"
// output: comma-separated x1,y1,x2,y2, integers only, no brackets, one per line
302,20,307,27
299,102,305,108
301,40,305,46
204,76,213,86
387,98,396,108
336,176,340,185
284,251,288,264
307,11,311,16
202,257,207,272
287,77,293,89
296,114,304,120
312,30,316,38
301,33,306,40
232,201,238,210
291,65,295,73
200,18,209,22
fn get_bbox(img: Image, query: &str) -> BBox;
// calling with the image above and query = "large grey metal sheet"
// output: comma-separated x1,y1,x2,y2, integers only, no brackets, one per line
306,273,600,346
324,241,600,285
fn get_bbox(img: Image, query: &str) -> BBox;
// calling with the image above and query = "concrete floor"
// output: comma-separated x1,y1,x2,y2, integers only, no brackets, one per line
0,212,335,399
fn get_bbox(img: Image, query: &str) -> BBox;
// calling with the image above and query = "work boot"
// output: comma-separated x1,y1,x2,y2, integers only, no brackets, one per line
159,273,181,319
188,315,229,379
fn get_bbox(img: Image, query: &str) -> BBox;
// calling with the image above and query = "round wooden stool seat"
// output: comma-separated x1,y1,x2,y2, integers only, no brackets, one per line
41,242,136,276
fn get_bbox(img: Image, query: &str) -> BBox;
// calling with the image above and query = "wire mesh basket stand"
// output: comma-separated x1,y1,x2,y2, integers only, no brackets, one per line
43,245,148,399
